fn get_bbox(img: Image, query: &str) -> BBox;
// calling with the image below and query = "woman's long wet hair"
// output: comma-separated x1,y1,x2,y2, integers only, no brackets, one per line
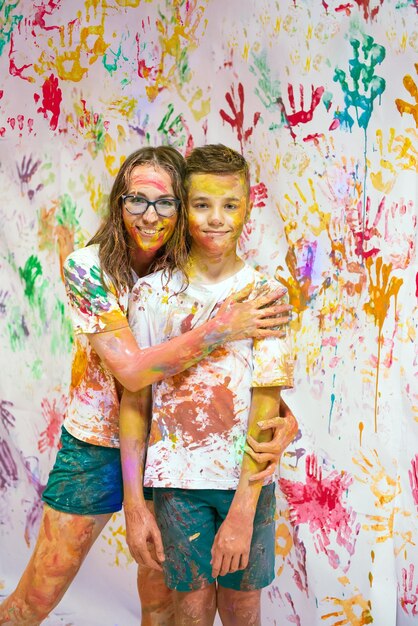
88,146,190,293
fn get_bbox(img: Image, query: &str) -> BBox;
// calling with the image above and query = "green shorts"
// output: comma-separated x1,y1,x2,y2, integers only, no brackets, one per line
153,483,275,592
42,426,153,515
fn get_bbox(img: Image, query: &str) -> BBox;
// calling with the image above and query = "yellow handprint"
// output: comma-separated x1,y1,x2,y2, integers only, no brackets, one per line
370,127,418,193
322,592,373,625
353,449,400,508
363,508,414,556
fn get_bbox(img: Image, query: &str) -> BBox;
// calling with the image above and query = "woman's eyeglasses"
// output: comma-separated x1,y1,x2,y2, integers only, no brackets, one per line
122,195,180,217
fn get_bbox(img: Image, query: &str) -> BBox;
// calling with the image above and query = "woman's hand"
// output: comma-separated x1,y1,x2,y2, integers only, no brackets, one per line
246,400,298,482
214,283,291,342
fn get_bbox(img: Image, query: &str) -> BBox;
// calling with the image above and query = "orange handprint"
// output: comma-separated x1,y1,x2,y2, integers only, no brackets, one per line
395,63,418,126
364,256,403,431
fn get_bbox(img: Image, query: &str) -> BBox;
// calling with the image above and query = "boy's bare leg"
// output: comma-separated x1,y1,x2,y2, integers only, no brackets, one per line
0,504,111,625
217,587,261,626
137,501,175,626
173,584,217,626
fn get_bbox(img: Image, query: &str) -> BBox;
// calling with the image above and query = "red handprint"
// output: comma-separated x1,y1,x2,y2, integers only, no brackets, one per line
278,83,325,140
346,195,385,259
250,182,268,208
34,73,62,130
220,82,261,151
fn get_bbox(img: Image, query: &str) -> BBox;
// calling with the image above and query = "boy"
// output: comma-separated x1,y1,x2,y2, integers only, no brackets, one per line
120,144,294,625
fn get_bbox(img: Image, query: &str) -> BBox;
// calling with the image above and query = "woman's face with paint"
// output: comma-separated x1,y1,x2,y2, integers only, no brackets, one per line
122,164,178,255
187,172,251,255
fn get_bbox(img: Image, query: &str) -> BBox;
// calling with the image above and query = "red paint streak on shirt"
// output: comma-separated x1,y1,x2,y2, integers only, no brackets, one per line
181,313,195,333
159,353,237,445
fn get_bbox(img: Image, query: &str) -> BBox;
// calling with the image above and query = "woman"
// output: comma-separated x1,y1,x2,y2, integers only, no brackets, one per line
0,146,294,625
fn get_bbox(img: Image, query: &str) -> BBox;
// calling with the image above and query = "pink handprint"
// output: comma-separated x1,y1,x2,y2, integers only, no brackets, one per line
409,455,418,507
280,454,358,568
399,564,418,616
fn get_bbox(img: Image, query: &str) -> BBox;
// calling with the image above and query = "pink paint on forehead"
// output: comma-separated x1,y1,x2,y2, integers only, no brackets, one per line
129,167,173,194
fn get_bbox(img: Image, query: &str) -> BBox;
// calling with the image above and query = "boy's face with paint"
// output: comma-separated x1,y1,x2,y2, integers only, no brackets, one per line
187,172,252,256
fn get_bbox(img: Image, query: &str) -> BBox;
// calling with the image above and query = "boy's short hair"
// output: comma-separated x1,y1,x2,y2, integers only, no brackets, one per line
185,144,251,198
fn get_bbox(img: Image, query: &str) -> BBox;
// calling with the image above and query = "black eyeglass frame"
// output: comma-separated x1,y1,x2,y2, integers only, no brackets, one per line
121,195,181,217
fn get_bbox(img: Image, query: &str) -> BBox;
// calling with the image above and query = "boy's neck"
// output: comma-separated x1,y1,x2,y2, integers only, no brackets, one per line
187,244,244,284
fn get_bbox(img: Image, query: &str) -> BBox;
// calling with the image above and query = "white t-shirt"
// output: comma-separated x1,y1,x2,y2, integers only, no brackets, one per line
129,263,294,490
63,244,130,447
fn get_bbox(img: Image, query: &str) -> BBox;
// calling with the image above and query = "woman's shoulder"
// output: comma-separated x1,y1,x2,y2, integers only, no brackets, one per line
64,243,100,270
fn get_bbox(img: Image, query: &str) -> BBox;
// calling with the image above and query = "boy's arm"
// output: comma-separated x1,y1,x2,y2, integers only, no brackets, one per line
211,386,281,578
247,397,298,482
119,387,164,571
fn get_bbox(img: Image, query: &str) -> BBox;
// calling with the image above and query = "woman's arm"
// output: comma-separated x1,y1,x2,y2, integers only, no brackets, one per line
88,284,290,392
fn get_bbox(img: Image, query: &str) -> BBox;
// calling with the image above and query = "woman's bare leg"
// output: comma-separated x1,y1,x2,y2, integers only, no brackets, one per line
0,504,111,625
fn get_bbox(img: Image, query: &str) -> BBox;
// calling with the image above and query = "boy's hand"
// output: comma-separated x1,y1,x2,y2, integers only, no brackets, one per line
211,514,253,578
246,409,298,482
215,283,291,341
124,504,165,571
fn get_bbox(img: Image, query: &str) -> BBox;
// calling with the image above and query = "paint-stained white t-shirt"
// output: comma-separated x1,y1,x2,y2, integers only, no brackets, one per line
63,244,130,447
129,263,294,490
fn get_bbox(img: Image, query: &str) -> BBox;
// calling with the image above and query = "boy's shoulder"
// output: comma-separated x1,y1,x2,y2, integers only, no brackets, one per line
240,263,280,291
131,269,182,305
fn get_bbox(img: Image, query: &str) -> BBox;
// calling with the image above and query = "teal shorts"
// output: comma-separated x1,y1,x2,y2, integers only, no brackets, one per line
153,483,275,592
42,426,153,515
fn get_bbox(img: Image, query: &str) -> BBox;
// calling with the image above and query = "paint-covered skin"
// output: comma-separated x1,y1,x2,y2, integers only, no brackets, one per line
122,165,178,255
63,244,129,447
129,264,293,490
0,505,110,625
187,172,250,266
